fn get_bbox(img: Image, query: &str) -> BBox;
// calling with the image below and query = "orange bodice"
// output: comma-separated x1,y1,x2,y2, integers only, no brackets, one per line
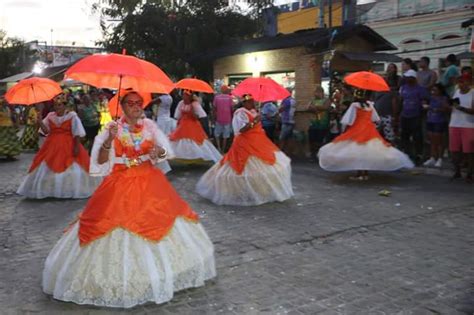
221,111,278,174
29,118,89,173
169,111,207,144
78,132,198,246
333,108,390,146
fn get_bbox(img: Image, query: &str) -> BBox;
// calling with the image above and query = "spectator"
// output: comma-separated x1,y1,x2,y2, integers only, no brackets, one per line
461,66,473,89
417,56,438,91
77,94,100,152
279,88,296,154
386,63,401,91
212,85,234,153
307,86,331,161
441,54,460,97
449,74,474,182
327,110,340,142
399,69,430,163
400,58,418,86
374,87,397,144
422,84,450,168
261,100,278,142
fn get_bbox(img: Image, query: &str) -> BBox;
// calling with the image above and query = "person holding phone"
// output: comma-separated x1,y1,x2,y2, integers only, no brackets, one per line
449,74,474,182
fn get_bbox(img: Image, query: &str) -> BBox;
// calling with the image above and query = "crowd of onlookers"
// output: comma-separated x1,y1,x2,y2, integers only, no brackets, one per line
1,53,472,181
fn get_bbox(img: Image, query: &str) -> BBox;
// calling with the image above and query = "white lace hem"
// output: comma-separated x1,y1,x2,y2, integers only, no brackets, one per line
318,138,415,171
16,162,101,199
170,139,222,163
42,218,216,308
196,151,294,206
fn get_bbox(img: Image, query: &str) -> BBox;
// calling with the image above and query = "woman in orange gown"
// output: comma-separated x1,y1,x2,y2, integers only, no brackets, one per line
169,90,221,163
17,95,100,198
42,91,216,308
318,89,414,180
196,94,294,206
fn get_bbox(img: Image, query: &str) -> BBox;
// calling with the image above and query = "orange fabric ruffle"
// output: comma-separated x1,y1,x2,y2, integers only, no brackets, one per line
29,118,89,173
221,112,278,174
169,112,207,144
78,138,198,246
333,108,390,146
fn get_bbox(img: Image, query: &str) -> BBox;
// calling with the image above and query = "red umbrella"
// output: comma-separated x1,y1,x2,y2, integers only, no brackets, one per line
231,77,290,102
344,71,389,92
65,52,174,118
5,77,62,105
175,78,214,93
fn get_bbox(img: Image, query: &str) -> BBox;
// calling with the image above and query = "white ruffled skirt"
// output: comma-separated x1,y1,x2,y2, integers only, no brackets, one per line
16,162,101,199
318,139,414,171
196,152,294,206
170,139,222,163
156,117,177,136
42,218,216,308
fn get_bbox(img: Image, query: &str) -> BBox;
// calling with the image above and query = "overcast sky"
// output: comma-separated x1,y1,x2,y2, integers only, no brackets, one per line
0,0,102,47
0,0,299,47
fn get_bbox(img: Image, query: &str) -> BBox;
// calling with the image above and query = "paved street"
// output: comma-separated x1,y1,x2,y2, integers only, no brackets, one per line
0,153,473,315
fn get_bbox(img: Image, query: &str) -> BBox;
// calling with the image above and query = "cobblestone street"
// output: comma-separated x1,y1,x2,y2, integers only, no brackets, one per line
0,154,473,315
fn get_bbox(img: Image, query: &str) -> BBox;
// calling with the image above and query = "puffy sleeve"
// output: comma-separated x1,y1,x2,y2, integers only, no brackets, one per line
369,102,381,122
70,112,86,137
192,101,207,118
174,102,182,120
89,123,115,177
232,109,249,134
340,103,358,127
41,113,51,133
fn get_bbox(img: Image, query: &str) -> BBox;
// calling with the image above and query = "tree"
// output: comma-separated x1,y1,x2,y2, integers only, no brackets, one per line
93,0,273,79
0,30,34,79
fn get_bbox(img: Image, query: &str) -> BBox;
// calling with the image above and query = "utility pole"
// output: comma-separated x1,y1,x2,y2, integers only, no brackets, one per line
328,0,332,28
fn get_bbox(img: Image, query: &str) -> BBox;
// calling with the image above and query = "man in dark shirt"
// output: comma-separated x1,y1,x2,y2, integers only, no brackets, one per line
398,70,430,163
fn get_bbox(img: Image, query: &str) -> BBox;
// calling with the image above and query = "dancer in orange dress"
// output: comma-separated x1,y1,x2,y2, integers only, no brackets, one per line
17,95,100,198
42,91,215,308
319,89,414,180
169,90,221,163
196,94,294,205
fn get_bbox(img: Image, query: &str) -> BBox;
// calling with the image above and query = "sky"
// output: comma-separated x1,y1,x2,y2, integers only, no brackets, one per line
0,0,102,47
0,0,303,48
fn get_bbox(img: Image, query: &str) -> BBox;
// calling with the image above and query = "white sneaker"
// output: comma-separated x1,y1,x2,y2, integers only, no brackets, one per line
423,157,436,167
434,158,443,168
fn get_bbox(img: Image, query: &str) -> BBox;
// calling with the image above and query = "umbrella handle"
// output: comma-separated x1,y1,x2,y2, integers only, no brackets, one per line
114,75,123,121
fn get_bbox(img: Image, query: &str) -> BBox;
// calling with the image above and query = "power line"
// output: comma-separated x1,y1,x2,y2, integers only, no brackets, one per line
396,41,469,54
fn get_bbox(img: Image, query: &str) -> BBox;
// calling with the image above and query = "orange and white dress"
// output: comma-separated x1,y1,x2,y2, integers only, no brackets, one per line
17,111,100,199
196,108,293,206
319,102,414,171
169,100,221,163
42,117,216,308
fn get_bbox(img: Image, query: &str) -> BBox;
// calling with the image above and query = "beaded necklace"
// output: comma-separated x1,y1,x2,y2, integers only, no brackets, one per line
119,121,144,153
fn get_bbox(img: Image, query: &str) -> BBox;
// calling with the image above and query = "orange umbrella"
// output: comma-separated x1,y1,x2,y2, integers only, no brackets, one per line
175,78,214,93
65,52,174,118
344,71,389,92
232,77,290,102
65,53,174,93
108,90,152,117
5,77,62,105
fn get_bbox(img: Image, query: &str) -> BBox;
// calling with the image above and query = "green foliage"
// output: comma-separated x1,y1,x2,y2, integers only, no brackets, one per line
0,30,34,79
94,0,272,79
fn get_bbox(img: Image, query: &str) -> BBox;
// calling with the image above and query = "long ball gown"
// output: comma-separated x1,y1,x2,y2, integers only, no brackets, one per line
17,111,101,199
318,102,414,171
0,105,21,158
20,107,40,151
196,107,294,206
42,117,216,308
169,101,221,163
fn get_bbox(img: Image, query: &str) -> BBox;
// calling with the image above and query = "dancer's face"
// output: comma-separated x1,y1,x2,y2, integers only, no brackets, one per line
121,93,144,120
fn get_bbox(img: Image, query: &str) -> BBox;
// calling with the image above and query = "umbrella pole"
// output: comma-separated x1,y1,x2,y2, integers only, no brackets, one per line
114,75,123,121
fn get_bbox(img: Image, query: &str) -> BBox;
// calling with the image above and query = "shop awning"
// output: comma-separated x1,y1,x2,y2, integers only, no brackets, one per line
0,72,33,83
339,51,402,62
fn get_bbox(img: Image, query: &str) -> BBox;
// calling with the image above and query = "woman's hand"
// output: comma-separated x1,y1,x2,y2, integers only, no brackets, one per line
73,144,79,157
253,114,261,124
106,122,118,143
150,146,166,160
